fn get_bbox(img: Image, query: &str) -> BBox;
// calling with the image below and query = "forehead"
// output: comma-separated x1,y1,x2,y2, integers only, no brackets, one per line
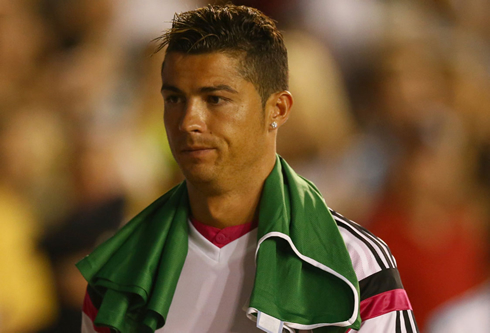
161,52,245,87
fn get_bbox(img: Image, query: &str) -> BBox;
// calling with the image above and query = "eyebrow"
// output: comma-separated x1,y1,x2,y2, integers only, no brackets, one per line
200,85,238,94
161,84,182,93
160,84,238,94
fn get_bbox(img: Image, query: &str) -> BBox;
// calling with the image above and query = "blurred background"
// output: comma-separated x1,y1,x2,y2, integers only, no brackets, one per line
0,0,489,332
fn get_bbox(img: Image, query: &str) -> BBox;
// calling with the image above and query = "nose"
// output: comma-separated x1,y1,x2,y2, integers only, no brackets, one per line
179,99,206,133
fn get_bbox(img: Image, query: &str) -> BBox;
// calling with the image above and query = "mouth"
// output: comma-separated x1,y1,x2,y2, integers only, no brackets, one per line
180,147,215,157
182,146,213,152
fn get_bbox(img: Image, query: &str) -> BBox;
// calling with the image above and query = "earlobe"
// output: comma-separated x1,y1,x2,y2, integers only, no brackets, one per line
269,91,293,130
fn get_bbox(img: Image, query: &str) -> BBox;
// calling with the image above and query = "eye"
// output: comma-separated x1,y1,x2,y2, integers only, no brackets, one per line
164,95,183,104
207,95,224,105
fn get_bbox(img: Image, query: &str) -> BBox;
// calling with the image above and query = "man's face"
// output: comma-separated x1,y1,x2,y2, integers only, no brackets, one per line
161,52,270,189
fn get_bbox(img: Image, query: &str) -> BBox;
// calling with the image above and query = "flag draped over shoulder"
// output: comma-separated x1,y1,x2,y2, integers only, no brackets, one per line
76,156,361,332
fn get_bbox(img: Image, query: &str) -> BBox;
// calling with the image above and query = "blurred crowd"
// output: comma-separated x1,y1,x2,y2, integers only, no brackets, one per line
0,0,489,332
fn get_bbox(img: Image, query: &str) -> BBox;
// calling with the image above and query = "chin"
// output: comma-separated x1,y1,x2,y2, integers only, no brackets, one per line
182,167,216,185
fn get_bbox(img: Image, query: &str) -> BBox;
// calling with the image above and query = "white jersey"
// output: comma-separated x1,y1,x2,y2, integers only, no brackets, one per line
82,210,419,333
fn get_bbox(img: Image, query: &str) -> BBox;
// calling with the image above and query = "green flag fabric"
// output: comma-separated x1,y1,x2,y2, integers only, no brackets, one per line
76,156,361,332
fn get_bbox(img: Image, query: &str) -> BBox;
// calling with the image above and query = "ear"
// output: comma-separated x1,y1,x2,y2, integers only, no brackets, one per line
266,90,293,130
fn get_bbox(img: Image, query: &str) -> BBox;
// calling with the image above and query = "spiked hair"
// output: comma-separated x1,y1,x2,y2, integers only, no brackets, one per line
155,4,289,105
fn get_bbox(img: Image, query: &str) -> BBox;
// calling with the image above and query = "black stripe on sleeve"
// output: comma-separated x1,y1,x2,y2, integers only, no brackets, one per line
402,310,413,333
359,268,404,301
335,219,387,270
409,311,421,333
395,311,401,333
351,222,395,269
331,210,395,269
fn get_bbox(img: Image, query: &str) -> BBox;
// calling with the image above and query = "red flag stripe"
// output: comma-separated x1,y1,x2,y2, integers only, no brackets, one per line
83,291,112,333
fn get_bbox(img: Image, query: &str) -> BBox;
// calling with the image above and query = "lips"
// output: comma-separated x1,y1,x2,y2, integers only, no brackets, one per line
174,137,217,158
179,146,216,159
181,146,214,153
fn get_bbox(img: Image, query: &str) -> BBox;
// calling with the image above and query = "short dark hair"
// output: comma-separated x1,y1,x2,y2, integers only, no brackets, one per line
155,4,288,105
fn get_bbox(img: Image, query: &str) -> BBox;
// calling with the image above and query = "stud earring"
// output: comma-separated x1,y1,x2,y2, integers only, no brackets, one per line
271,122,278,129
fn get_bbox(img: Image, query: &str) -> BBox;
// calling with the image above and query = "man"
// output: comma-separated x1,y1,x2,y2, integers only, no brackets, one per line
78,4,418,333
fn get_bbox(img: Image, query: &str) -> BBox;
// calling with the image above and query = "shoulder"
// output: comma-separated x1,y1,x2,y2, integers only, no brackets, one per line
330,208,396,280
330,209,419,333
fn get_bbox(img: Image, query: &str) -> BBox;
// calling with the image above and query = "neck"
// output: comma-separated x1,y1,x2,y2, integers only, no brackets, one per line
186,155,276,229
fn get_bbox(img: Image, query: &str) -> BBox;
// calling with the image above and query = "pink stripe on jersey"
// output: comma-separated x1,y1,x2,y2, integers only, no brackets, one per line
83,291,111,333
360,289,412,321
190,217,257,248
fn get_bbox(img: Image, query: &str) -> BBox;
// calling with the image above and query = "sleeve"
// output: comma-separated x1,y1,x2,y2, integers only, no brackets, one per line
350,310,418,333
330,210,420,333
351,268,419,332
81,286,112,333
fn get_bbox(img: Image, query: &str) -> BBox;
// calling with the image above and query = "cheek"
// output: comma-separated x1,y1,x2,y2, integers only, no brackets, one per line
235,101,265,128
232,109,266,148
163,109,178,131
